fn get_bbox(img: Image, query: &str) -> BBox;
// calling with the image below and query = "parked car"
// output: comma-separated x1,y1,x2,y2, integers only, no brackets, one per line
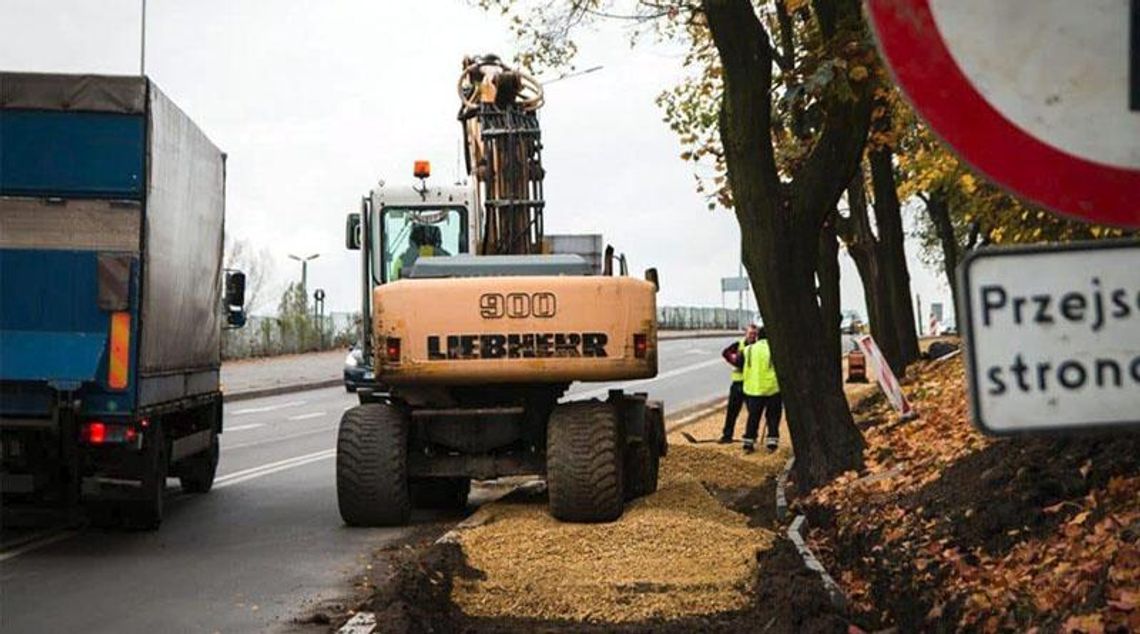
343,345,368,392
840,311,865,335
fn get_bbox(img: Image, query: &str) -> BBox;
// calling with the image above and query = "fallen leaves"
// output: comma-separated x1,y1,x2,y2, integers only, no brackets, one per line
802,356,1140,630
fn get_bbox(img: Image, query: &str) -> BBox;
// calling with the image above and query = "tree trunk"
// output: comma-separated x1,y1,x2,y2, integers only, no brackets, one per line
869,145,919,369
924,188,960,327
817,208,842,388
838,169,905,377
705,0,868,490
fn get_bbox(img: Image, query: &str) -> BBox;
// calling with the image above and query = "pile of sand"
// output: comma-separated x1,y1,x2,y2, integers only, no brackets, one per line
450,425,791,623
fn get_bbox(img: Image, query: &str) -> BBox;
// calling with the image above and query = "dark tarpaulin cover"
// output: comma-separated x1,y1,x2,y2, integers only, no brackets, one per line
0,72,147,113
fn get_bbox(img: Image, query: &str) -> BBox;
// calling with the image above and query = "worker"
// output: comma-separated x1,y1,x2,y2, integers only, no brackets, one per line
718,324,758,444
394,224,450,279
741,326,782,454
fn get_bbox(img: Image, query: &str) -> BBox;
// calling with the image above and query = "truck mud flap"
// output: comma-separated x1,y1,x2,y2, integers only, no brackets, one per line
170,429,212,462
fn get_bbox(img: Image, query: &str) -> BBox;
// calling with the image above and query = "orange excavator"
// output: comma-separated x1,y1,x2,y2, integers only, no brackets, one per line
338,54,664,525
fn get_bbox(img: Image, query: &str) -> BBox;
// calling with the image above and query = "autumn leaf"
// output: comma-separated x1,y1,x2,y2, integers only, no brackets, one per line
1062,613,1105,634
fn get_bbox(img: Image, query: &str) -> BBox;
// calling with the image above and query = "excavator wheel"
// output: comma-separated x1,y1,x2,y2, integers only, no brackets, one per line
623,403,663,501
547,402,624,523
337,404,410,527
624,444,659,502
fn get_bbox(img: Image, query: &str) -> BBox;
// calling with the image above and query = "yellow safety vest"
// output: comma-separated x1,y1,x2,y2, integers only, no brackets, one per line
743,339,779,397
394,245,438,279
730,339,745,382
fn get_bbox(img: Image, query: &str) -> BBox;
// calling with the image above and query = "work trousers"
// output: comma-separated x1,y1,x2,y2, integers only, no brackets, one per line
743,393,783,442
720,381,745,439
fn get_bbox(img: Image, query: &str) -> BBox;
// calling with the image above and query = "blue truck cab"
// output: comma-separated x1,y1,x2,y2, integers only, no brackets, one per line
0,73,244,528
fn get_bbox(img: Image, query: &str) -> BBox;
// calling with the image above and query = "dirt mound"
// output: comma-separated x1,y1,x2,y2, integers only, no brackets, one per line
452,480,772,622
341,425,851,632
803,356,1140,631
350,533,847,634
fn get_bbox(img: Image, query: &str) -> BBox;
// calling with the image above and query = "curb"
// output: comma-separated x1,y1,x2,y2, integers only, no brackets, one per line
788,515,847,611
664,397,728,434
435,479,548,546
337,612,377,634
658,331,739,341
775,457,794,520
222,378,343,403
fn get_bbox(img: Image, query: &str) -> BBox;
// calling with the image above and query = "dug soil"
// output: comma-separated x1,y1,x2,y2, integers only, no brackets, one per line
335,412,853,633
347,535,848,633
801,356,1140,632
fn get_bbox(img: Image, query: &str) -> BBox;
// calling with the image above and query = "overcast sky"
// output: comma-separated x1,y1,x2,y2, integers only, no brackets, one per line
1,0,953,325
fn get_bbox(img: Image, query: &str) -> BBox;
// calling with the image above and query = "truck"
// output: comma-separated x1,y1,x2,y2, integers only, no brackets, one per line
339,55,665,526
0,72,246,529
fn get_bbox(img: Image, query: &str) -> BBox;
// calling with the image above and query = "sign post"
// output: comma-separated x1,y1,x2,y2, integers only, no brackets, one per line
866,0,1140,228
960,241,1140,434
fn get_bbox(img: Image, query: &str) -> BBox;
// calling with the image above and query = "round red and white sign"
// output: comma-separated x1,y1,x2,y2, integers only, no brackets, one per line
867,0,1140,228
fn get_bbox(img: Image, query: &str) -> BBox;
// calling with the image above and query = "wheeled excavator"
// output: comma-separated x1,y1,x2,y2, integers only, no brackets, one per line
339,54,664,525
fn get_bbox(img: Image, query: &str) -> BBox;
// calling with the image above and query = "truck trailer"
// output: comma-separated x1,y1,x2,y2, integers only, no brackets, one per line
0,72,245,529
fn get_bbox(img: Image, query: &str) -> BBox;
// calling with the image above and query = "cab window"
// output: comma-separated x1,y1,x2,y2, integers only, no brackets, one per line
374,206,467,283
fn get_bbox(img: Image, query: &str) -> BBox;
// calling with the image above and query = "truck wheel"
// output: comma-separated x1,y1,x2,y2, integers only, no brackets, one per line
411,478,471,510
179,432,219,493
337,404,410,526
547,402,624,523
125,423,168,530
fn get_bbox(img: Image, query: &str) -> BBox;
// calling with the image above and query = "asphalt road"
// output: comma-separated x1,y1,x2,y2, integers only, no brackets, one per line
0,336,736,633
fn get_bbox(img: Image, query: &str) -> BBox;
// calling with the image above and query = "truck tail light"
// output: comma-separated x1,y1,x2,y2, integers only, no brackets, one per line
81,420,139,446
385,338,401,363
633,334,648,359
107,311,131,390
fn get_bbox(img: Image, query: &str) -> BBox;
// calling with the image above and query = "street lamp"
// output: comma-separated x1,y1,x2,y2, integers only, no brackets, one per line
288,253,320,295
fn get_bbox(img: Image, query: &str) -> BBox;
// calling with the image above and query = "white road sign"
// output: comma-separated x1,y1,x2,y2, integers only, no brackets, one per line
961,241,1140,434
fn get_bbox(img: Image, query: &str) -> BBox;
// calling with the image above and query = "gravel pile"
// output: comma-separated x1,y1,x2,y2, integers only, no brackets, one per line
451,430,790,623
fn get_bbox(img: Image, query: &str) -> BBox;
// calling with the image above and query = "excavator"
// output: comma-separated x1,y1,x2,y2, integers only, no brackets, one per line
339,54,664,525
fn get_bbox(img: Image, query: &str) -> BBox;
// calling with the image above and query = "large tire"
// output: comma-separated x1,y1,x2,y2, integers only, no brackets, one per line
179,432,219,493
411,477,471,510
624,403,662,500
547,402,624,523
337,404,410,527
124,421,168,530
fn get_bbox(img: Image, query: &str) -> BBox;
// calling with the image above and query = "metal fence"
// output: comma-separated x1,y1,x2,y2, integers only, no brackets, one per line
221,311,359,360
657,306,758,330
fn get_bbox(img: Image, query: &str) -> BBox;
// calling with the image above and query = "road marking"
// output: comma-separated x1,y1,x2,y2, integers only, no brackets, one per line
231,400,306,416
225,423,265,432
214,449,335,489
223,426,336,451
0,448,336,563
287,412,326,421
568,358,726,401
0,529,80,563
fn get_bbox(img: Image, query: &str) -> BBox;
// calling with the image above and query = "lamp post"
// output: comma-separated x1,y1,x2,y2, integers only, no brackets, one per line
288,253,320,295
139,0,147,75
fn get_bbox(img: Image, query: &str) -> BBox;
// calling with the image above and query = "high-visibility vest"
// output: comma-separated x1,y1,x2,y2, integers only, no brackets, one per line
743,339,779,397
394,245,439,279
730,339,745,382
